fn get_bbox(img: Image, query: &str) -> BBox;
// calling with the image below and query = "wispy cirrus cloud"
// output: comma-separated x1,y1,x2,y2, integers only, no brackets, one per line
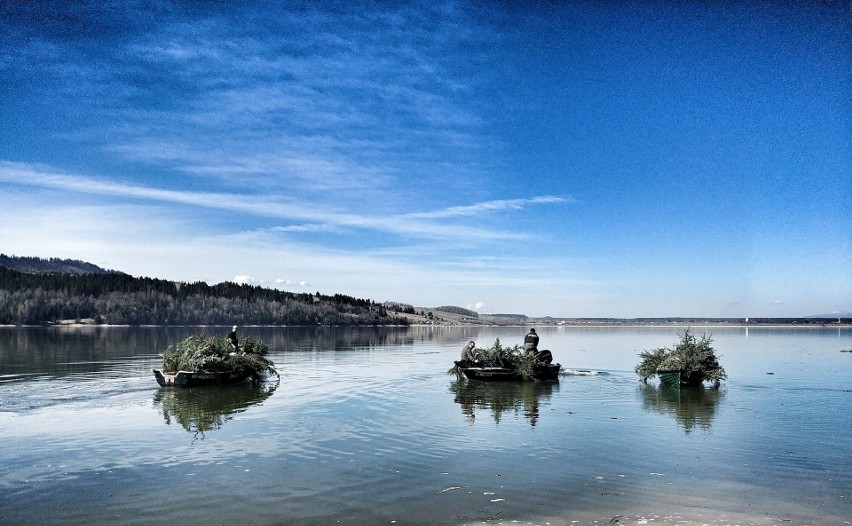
404,196,572,219
0,161,563,243
6,1,503,219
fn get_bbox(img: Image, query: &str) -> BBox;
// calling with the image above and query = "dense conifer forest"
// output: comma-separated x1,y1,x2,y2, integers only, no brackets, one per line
0,256,408,326
0,254,122,275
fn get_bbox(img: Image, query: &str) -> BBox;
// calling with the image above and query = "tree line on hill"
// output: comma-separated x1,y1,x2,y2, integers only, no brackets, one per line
433,305,479,318
0,258,408,326
0,254,122,275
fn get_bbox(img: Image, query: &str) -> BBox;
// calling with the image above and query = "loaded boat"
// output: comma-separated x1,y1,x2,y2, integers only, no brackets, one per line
454,362,561,381
154,369,253,388
451,339,561,382
155,334,277,388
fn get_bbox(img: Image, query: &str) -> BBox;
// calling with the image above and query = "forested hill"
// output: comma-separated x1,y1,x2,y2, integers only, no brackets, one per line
0,254,122,275
0,260,408,326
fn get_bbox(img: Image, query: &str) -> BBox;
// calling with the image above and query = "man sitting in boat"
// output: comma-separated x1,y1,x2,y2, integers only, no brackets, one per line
524,328,539,354
524,328,553,365
228,325,239,351
459,340,478,365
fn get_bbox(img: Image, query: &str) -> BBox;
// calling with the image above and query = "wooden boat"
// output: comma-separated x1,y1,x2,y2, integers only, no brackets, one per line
455,362,561,382
657,370,681,389
657,369,708,389
154,369,252,388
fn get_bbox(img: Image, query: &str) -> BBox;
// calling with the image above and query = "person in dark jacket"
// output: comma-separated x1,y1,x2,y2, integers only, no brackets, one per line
459,340,477,363
524,328,539,355
227,325,239,350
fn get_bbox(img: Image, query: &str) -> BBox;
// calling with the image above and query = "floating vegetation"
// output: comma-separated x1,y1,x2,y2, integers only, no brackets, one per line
161,334,278,378
635,329,726,386
448,338,541,380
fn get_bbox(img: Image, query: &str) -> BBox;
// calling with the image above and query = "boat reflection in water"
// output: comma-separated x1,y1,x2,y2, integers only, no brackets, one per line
153,380,278,439
449,379,559,427
639,383,723,434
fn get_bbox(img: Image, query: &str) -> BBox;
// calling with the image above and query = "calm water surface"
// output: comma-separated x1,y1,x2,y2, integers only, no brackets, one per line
0,326,849,526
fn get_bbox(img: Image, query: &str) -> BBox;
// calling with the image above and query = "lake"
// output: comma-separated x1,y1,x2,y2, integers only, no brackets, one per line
0,325,849,525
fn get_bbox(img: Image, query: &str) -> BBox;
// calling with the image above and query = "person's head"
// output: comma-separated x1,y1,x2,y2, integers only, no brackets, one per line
529,328,536,333
232,325,238,331
468,340,475,347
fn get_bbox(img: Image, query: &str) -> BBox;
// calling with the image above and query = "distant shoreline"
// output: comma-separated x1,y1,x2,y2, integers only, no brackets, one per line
411,322,852,329
2,321,850,329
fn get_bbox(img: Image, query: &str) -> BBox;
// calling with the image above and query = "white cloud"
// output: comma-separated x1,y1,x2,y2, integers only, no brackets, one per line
275,279,311,288
404,196,569,219
0,161,562,245
467,301,489,313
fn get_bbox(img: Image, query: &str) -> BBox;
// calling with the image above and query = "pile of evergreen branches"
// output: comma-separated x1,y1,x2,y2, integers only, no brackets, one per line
448,338,540,380
161,334,278,378
635,329,726,386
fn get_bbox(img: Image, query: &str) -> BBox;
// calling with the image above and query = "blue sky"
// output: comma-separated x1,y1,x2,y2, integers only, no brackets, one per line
1,1,849,318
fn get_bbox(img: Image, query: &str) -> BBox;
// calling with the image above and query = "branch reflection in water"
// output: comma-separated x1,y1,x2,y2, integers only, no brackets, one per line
449,379,559,427
153,379,279,440
639,383,723,434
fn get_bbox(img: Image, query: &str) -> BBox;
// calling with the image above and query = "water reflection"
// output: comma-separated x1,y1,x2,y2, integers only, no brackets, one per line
153,380,278,439
0,326,194,382
449,379,559,427
258,326,417,351
639,384,723,433
0,326,420,382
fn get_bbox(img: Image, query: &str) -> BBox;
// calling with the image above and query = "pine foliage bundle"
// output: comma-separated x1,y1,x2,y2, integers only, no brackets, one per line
635,329,726,385
161,334,277,377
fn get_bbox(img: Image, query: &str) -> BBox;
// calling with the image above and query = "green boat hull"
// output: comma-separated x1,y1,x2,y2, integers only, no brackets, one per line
658,370,681,389
658,369,707,389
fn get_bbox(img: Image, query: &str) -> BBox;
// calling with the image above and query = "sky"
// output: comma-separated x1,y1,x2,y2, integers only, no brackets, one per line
1,1,849,318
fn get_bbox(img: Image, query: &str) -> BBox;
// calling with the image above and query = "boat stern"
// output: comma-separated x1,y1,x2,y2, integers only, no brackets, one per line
153,369,179,387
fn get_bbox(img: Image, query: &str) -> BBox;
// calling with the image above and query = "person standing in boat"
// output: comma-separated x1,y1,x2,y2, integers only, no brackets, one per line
459,340,477,364
524,328,539,355
227,325,239,351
